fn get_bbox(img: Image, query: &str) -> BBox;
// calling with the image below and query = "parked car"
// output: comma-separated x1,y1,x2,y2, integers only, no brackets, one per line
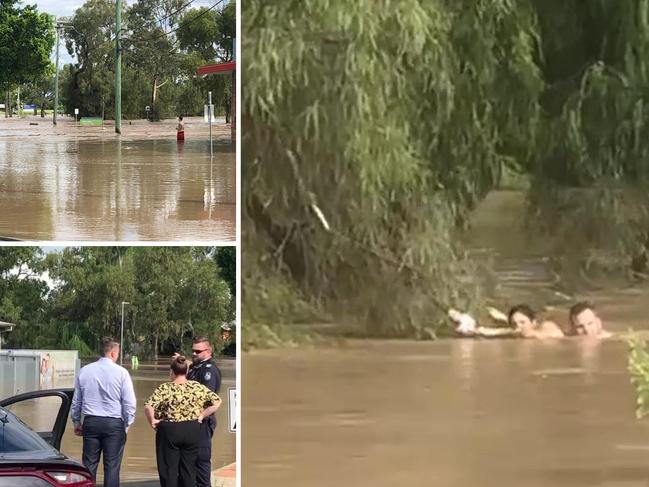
0,388,93,486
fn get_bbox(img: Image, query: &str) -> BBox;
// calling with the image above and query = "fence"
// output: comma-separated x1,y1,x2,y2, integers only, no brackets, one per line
0,350,80,400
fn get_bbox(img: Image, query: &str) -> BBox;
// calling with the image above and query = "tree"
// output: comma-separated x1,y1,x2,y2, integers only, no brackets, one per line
0,0,55,117
124,0,184,117
20,76,55,116
63,0,116,117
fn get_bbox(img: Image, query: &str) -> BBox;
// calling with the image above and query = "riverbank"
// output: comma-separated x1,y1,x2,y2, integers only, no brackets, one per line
0,115,232,142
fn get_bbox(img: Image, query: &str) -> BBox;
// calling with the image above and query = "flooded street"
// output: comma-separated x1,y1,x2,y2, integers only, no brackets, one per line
0,137,235,241
59,364,236,483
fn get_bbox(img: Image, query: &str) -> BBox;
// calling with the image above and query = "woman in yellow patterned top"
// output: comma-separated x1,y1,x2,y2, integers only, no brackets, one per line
144,355,221,487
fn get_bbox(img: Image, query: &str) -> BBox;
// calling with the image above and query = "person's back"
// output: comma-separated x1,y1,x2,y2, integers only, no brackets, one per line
71,337,136,487
75,359,132,417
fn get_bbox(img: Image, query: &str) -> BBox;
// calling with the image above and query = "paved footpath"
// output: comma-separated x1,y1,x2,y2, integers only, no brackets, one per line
124,463,237,486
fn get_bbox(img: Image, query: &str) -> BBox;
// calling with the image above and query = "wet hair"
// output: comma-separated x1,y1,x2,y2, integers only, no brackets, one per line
101,337,120,356
170,355,189,375
569,301,595,324
507,305,536,326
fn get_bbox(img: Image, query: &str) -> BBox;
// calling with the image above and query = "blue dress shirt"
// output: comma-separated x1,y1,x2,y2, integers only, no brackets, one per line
71,357,137,429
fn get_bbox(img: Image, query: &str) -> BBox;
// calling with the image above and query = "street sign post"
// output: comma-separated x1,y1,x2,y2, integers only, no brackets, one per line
228,387,236,433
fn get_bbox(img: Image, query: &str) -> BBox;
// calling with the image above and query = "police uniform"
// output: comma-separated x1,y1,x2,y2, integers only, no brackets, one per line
188,357,221,487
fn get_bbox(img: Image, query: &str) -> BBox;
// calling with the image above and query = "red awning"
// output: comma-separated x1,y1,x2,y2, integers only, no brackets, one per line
197,61,236,76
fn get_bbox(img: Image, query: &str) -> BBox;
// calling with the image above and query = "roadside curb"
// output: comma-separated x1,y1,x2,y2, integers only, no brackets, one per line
212,462,236,487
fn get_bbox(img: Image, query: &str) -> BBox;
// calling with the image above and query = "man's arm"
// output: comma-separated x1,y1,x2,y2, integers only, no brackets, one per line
121,370,137,430
70,374,83,435
201,363,221,393
475,326,520,338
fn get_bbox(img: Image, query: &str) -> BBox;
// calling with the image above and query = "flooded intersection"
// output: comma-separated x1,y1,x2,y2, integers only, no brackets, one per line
0,136,235,241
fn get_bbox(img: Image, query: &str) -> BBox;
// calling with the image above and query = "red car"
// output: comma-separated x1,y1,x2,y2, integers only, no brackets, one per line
0,389,93,486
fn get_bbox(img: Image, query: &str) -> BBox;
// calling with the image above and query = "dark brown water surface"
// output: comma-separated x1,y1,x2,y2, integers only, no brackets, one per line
0,139,235,241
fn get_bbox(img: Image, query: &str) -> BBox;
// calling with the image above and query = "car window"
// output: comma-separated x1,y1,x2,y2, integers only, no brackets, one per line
0,407,57,458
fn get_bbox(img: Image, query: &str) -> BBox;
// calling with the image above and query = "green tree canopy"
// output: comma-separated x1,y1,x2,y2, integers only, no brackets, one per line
0,0,55,90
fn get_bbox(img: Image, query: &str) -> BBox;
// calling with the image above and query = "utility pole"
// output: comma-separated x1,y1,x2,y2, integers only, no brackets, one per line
120,301,130,366
53,20,61,125
115,0,122,134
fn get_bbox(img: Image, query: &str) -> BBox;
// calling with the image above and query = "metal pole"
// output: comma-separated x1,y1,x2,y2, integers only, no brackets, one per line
115,0,122,134
120,301,129,366
54,21,60,125
208,91,213,156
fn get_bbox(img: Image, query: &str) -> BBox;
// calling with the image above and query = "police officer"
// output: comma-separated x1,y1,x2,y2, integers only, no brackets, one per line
187,336,222,487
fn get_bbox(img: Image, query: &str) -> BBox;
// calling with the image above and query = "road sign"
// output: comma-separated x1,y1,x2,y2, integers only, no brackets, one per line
228,387,236,433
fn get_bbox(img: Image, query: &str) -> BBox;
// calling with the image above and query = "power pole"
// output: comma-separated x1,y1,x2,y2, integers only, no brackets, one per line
115,0,122,134
53,20,61,125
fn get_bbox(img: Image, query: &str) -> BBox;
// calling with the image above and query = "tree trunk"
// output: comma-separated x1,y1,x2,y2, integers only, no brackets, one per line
151,78,157,108
154,332,159,361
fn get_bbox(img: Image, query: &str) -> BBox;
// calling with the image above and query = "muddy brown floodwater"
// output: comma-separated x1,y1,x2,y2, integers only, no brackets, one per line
244,329,649,486
0,117,235,241
243,191,649,486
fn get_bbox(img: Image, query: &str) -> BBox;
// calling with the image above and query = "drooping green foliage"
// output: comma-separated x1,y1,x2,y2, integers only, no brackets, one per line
243,0,543,339
244,0,649,343
627,334,649,418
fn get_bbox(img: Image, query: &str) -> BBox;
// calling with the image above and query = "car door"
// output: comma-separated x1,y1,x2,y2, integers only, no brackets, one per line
0,388,73,450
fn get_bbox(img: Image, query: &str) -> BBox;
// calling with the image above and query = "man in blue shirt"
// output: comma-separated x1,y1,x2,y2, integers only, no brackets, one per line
71,337,137,487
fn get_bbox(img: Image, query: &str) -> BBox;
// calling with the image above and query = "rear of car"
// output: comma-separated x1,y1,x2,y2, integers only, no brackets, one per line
0,391,93,486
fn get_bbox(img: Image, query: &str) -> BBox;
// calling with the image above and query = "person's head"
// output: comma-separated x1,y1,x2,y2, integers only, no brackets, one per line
508,305,537,331
569,302,603,336
191,336,212,364
101,337,120,362
170,355,189,379
179,116,183,121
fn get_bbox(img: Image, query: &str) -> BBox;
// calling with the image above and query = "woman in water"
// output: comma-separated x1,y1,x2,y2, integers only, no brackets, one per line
450,304,564,338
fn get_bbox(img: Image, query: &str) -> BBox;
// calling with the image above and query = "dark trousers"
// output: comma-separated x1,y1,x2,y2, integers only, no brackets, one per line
156,420,203,487
82,416,127,487
196,419,215,487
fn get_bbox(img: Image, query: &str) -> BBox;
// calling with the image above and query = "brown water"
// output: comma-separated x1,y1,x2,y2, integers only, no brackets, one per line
243,190,649,486
0,139,235,241
6,365,236,483
244,331,649,486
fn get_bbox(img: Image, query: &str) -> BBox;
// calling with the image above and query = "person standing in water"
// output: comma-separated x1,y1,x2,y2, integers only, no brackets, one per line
176,116,185,142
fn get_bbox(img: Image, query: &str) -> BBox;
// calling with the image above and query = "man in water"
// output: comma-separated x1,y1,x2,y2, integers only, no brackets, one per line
568,301,613,338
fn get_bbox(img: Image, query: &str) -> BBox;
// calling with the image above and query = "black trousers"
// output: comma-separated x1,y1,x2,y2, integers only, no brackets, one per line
82,416,127,487
196,418,215,487
156,420,203,487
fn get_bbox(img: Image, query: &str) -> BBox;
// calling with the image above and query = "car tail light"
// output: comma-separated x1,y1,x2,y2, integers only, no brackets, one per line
44,471,93,486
